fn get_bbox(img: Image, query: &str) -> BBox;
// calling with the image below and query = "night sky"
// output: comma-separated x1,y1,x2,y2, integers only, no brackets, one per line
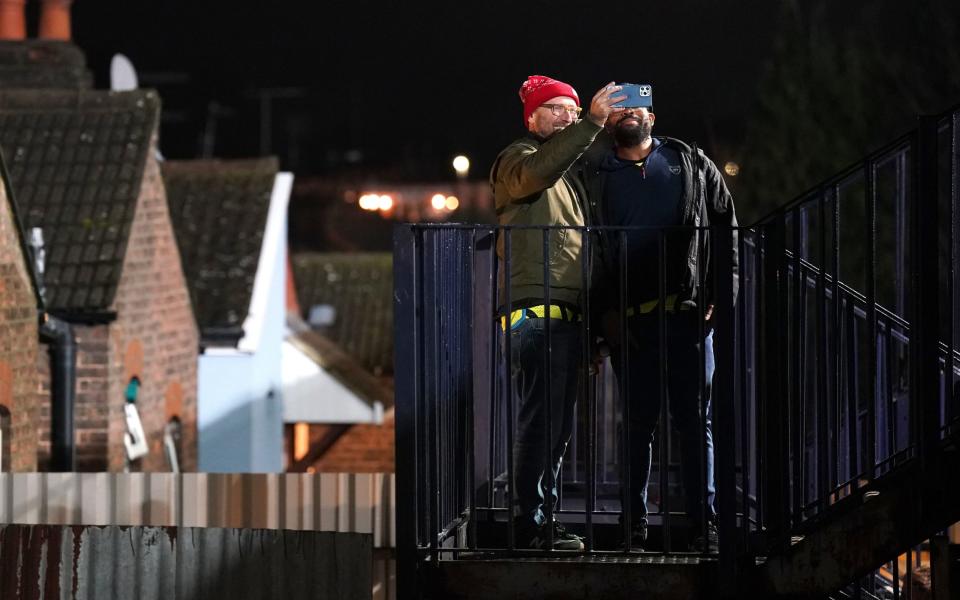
71,1,780,181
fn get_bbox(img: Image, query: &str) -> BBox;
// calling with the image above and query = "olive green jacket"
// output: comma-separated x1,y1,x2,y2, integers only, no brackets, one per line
490,118,603,309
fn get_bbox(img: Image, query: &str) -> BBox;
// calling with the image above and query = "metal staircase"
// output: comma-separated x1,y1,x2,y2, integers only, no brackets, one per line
393,105,960,599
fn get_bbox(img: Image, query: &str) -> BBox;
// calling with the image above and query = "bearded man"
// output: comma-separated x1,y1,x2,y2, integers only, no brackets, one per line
577,87,739,552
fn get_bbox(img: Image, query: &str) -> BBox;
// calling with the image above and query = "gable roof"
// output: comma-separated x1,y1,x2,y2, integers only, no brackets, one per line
162,158,279,346
0,41,93,89
0,89,159,318
291,252,393,377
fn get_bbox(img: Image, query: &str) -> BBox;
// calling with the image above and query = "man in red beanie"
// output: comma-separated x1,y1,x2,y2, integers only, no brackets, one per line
490,76,624,551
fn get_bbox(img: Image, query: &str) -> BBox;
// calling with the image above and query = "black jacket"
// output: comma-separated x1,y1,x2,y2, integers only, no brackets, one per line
573,133,740,315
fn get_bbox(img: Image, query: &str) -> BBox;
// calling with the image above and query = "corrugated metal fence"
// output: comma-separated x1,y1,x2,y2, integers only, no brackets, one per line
0,524,371,600
1,473,395,599
0,472,394,548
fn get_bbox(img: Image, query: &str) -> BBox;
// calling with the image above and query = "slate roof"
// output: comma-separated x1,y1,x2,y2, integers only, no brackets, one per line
291,252,393,377
0,41,92,89
0,89,159,317
162,158,279,346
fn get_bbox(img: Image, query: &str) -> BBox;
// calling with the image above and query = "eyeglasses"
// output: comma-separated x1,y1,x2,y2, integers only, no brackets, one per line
540,103,582,117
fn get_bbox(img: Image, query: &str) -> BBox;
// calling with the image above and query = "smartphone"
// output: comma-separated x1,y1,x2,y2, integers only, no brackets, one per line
611,83,653,109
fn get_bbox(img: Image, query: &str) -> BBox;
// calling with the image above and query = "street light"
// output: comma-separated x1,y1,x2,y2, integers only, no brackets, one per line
431,193,447,210
378,194,394,211
444,195,459,211
452,155,470,178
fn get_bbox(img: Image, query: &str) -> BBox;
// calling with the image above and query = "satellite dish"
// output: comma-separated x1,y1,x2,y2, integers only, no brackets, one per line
110,54,138,91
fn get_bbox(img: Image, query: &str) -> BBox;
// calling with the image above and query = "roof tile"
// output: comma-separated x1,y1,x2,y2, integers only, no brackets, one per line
0,89,160,315
162,158,279,345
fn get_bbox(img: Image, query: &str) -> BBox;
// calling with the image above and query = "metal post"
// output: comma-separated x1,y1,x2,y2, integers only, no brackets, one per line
914,116,940,464
621,229,634,551
504,229,516,550
713,224,738,594
581,230,596,550
658,230,671,553
393,224,420,599
760,217,789,544
542,228,555,550
865,160,878,479
817,192,831,511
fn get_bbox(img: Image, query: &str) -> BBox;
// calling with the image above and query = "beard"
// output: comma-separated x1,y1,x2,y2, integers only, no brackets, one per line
612,118,652,148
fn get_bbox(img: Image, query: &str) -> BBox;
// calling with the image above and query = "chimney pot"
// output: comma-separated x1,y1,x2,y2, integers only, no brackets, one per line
39,0,72,41
0,0,26,40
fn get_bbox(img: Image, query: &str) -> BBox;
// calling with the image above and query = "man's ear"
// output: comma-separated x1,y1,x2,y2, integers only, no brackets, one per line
648,111,656,126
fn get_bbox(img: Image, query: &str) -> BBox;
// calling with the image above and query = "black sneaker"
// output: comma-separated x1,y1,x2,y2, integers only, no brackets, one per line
620,520,648,551
551,518,584,543
688,522,719,553
515,518,584,551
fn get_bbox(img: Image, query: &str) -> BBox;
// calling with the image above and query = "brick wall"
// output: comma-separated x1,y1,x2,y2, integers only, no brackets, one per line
0,178,40,472
289,411,395,473
106,145,199,472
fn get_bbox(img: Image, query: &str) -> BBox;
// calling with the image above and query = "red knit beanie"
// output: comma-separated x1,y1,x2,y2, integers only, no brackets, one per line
518,75,580,126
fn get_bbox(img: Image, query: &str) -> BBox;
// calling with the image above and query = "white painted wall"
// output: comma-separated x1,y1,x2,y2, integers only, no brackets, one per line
281,339,383,424
196,173,292,473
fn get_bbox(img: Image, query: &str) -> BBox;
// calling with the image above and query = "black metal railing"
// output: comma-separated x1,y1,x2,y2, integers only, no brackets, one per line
393,105,959,599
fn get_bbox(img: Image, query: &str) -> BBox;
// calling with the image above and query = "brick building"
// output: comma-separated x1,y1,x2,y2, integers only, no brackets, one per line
0,89,199,472
0,144,41,472
163,158,292,472
286,253,395,473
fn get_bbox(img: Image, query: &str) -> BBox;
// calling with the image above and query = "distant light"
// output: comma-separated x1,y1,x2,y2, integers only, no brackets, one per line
445,195,460,211
358,194,378,210
452,155,470,177
431,193,447,210
724,161,740,177
378,194,394,211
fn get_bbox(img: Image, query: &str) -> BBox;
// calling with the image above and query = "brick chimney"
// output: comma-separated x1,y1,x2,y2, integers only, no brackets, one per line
39,0,72,40
0,0,26,40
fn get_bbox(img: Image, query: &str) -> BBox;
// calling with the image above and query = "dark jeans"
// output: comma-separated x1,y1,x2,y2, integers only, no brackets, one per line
504,318,582,526
610,311,716,528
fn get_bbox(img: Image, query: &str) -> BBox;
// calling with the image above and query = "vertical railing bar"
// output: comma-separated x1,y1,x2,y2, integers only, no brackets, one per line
948,112,958,432
798,259,810,511
865,159,878,479
429,231,441,556
698,223,709,553
503,228,516,550
542,227,555,550
791,208,803,521
415,227,428,552
817,191,830,514
394,224,423,598
487,228,497,513
845,298,860,492
886,320,896,466
658,229,670,553
738,231,750,545
621,229,633,551
893,552,901,600
582,228,595,551
756,226,766,531
714,222,738,592
915,116,940,466
906,547,913,600
833,184,843,499
467,228,477,550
